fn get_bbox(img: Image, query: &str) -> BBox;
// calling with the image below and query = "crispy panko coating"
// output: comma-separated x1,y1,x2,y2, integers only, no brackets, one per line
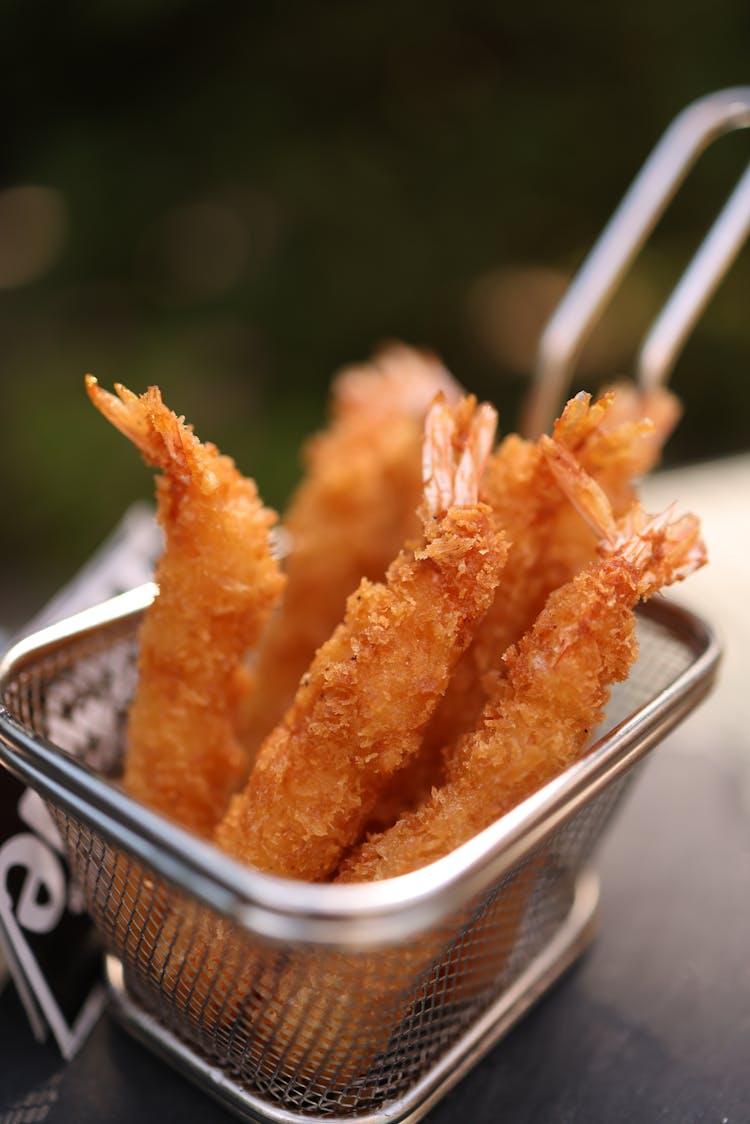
424,385,679,762
85,376,285,837
232,344,462,758
338,449,706,882
214,395,508,880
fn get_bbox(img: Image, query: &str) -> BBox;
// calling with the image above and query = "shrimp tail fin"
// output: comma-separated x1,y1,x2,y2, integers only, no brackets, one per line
613,505,707,596
85,375,200,482
539,434,618,544
552,390,615,450
541,431,707,597
422,394,498,518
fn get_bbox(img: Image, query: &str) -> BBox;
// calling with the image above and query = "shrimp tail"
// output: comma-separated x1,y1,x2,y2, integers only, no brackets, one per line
539,433,618,544
541,433,707,595
422,394,498,517
85,374,205,485
552,390,617,451
612,506,707,595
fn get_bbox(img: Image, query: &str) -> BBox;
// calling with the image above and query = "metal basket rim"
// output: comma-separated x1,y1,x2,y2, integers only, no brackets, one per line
0,585,720,949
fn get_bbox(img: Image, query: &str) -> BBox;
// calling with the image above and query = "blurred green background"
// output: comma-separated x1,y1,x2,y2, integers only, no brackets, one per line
1,1,749,630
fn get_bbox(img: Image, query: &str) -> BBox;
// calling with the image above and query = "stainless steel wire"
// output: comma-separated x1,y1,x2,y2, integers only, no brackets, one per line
523,86,750,437
0,592,719,1122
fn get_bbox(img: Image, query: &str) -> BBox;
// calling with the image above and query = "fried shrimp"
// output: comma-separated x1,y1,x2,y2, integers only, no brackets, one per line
482,387,679,651
555,381,681,528
421,385,678,763
85,376,285,837
338,450,705,882
232,344,462,758
214,394,508,880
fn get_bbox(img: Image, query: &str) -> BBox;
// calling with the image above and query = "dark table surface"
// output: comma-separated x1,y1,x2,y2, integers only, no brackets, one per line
2,462,749,1122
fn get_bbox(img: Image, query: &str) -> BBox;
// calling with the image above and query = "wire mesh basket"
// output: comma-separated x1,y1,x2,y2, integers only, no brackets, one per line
0,584,718,1122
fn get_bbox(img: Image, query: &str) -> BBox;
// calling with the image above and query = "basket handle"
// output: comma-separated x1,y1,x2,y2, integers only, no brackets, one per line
522,86,750,437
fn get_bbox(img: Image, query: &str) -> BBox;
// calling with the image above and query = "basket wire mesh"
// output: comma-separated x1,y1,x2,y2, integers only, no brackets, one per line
0,589,718,1122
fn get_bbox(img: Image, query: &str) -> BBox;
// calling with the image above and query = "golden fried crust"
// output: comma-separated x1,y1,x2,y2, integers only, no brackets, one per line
421,387,680,763
86,377,285,837
215,395,504,878
232,346,462,759
215,503,508,879
339,493,705,883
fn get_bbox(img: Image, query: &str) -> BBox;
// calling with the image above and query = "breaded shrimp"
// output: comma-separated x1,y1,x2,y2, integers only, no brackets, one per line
232,344,462,757
482,386,679,656
214,395,508,880
422,385,678,762
553,381,681,544
85,376,285,837
339,451,705,882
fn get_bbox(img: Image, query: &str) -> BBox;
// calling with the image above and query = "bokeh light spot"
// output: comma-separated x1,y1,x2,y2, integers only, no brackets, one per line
467,266,570,375
136,189,283,304
0,185,68,289
467,263,666,381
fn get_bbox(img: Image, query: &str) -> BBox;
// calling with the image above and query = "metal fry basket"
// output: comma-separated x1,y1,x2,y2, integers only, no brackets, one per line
1,86,746,1121
0,586,718,1122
